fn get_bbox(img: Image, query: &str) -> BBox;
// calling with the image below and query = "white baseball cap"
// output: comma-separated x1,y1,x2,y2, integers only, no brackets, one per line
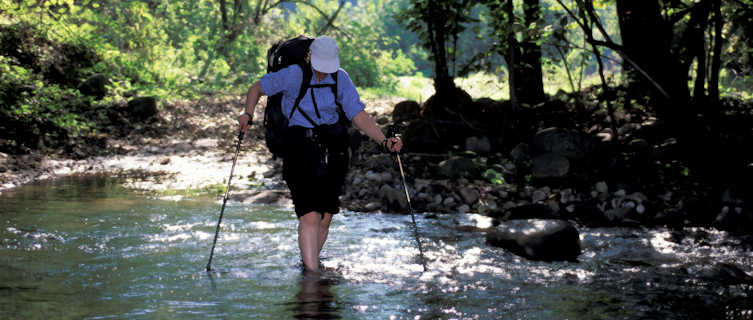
310,35,340,73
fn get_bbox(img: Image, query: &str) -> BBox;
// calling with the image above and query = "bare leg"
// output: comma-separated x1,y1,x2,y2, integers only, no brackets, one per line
318,213,333,255
298,212,321,271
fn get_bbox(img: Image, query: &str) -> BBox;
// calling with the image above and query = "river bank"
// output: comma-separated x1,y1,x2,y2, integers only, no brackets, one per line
1,93,751,236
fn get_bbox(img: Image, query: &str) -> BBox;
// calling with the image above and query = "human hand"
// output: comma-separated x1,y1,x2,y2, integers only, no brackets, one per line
383,136,403,153
238,112,252,133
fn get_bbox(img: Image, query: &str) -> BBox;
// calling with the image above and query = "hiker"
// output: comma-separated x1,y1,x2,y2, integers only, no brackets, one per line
237,35,402,272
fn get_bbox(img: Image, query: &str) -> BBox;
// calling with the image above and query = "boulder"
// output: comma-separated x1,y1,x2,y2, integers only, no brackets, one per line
532,153,570,178
392,100,420,123
438,156,477,178
465,136,491,154
486,219,581,262
78,74,109,99
126,97,158,121
533,127,592,160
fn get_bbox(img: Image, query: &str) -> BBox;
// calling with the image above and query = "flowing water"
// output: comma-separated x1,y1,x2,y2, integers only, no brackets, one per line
1,176,751,319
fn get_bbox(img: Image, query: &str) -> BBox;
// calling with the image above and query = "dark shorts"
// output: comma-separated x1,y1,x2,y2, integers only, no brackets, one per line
283,125,350,218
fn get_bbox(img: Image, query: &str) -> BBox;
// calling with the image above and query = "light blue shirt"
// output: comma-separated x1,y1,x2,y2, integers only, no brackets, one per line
259,64,365,128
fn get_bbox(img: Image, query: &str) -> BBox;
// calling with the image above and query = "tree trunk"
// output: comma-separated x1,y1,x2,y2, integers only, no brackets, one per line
428,1,456,98
504,0,519,109
678,0,712,102
708,0,723,103
616,0,688,105
517,0,545,105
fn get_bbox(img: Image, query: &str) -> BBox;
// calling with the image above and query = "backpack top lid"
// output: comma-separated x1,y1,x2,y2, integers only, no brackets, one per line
267,35,314,73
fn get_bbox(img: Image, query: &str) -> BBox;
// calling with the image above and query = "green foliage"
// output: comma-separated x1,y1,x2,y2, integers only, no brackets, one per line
482,168,506,185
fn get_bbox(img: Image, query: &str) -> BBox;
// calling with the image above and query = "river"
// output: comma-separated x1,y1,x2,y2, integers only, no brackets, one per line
1,176,751,319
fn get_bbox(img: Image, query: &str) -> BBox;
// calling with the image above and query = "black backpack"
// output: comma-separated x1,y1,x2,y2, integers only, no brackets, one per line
263,35,348,159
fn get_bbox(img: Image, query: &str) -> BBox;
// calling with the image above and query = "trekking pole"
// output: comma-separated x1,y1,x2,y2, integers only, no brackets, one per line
206,130,245,272
390,136,427,272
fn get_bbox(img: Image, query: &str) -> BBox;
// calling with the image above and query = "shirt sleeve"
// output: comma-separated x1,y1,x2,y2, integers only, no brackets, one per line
259,65,302,97
336,69,366,120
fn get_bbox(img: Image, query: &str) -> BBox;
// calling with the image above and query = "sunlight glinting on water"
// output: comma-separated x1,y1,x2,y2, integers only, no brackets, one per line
2,178,752,319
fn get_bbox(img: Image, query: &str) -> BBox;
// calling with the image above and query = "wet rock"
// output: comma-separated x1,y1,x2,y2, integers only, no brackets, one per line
486,219,581,262
465,136,491,154
438,156,477,178
532,153,569,178
457,204,471,213
159,157,171,165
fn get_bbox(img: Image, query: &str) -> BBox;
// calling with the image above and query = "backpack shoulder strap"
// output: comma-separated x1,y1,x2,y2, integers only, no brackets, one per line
330,71,345,116
289,63,318,127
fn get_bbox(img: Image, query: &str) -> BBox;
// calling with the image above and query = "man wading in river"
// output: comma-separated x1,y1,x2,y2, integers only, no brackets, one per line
238,35,403,272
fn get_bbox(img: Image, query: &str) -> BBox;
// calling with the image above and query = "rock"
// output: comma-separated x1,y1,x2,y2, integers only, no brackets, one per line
533,127,592,160
486,219,581,262
379,184,407,210
240,190,291,207
172,142,193,153
403,120,443,152
604,206,632,222
595,181,608,194
532,153,570,178
159,157,171,165
510,143,531,163
365,170,381,182
531,188,548,203
392,100,420,123
465,136,491,154
193,138,217,148
506,203,557,220
457,204,471,213
78,73,109,99
438,156,477,178
627,138,650,153
458,187,480,205
364,202,382,212
126,97,158,121
701,263,753,286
